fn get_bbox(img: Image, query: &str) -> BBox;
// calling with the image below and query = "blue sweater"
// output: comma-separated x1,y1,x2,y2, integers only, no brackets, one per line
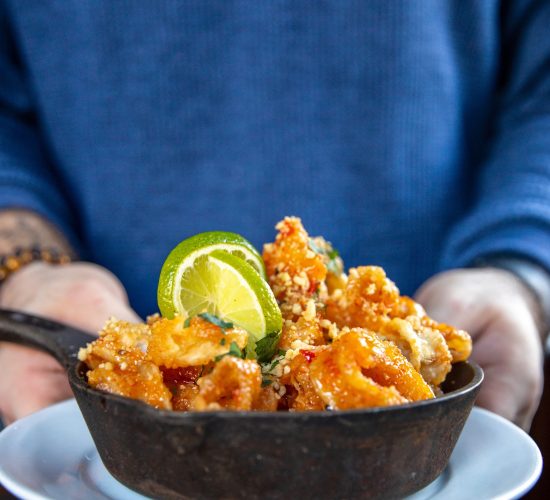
1,1,550,317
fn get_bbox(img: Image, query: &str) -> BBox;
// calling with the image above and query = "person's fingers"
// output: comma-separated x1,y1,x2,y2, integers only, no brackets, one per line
474,363,540,430
415,286,489,335
10,273,142,334
0,345,72,424
0,262,142,424
416,269,544,430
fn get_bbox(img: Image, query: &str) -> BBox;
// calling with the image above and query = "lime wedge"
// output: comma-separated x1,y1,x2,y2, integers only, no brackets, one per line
158,231,266,319
158,240,281,344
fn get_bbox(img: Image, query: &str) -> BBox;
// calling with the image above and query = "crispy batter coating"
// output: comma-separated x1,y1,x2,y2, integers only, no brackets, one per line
263,217,327,292
278,311,326,350
325,266,471,384
162,366,202,411
379,318,452,387
280,350,326,411
253,386,280,411
308,330,434,410
193,357,262,411
148,316,248,368
81,216,472,413
80,316,249,411
263,217,327,320
79,319,173,410
326,266,401,330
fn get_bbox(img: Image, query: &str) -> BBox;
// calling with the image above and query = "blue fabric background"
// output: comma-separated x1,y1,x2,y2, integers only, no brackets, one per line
1,1,550,317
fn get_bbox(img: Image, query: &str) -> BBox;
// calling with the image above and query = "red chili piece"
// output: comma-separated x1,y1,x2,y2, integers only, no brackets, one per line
300,350,316,363
161,366,202,385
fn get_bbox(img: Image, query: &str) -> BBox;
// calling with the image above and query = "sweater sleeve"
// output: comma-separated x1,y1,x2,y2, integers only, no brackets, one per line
440,0,550,272
0,5,81,252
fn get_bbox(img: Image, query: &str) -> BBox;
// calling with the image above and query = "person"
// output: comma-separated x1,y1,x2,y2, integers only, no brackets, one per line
0,2,548,431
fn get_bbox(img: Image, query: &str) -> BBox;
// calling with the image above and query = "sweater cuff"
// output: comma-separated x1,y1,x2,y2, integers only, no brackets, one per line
440,221,550,277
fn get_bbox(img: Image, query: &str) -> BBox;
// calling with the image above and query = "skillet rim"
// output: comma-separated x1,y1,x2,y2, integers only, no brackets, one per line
69,359,483,420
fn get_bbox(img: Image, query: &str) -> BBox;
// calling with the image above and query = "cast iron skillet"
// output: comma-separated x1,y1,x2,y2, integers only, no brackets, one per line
0,309,483,500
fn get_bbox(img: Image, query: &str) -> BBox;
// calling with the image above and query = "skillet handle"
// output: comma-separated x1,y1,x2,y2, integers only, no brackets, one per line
0,309,94,371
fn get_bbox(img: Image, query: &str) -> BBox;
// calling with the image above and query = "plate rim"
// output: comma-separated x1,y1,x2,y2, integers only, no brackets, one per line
0,399,543,500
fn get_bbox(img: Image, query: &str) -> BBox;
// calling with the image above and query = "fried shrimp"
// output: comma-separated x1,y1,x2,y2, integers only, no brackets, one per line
309,330,434,410
192,357,262,411
263,217,327,318
148,315,248,368
281,349,326,411
81,216,472,413
78,319,173,409
325,265,471,385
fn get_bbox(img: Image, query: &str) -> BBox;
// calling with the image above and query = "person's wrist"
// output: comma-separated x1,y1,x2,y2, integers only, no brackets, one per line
0,245,73,285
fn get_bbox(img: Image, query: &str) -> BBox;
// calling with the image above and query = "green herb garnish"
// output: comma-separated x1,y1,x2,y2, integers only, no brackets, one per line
198,312,234,330
255,331,281,363
215,341,244,362
308,238,341,275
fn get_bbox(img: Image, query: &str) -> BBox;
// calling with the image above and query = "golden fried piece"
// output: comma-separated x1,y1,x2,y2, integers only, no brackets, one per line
379,318,452,387
162,366,203,411
308,235,347,294
193,356,262,411
422,318,472,362
281,350,325,411
326,266,471,367
391,297,472,363
278,311,327,350
253,386,280,411
263,217,327,308
308,330,434,410
172,384,200,411
79,319,173,410
326,266,400,330
148,316,248,368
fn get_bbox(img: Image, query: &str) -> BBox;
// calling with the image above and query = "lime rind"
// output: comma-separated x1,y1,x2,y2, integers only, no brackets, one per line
157,235,282,352
157,231,266,319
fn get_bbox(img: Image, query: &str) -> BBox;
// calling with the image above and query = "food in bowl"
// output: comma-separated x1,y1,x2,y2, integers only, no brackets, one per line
79,217,471,412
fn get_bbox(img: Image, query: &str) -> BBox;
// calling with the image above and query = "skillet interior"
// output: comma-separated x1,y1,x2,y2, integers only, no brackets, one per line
69,360,483,500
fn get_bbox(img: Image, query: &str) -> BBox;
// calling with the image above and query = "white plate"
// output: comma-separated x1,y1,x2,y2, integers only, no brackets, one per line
0,400,542,500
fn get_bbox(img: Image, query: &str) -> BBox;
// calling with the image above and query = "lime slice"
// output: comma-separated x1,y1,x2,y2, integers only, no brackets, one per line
158,231,266,318
158,243,281,343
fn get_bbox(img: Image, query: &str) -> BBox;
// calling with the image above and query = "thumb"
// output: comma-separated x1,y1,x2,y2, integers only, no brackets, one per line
414,286,485,335
58,289,143,335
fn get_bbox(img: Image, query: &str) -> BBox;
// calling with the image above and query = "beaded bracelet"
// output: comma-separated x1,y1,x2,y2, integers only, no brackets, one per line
0,246,72,284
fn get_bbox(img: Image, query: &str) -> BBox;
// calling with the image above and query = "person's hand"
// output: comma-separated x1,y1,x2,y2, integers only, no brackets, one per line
0,262,141,424
415,268,544,430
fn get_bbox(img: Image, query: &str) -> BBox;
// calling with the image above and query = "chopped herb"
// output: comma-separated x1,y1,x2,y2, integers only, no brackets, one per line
198,312,233,330
277,349,286,357
308,239,341,275
261,356,281,374
220,338,226,346
183,317,192,328
228,341,243,358
327,260,340,275
261,378,273,387
255,331,281,363
215,341,244,362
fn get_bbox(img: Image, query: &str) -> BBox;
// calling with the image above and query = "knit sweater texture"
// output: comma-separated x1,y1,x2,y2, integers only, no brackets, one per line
1,1,550,316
